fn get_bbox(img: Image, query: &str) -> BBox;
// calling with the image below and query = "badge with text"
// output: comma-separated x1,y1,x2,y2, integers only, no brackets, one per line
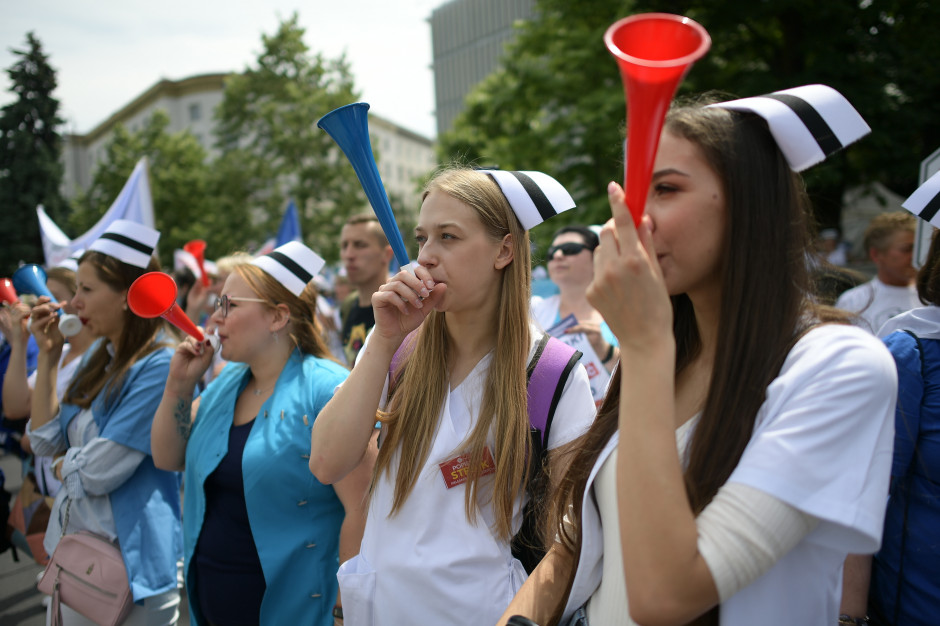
439,447,496,489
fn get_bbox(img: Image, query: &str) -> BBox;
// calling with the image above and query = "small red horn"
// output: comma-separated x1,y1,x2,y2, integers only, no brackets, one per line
128,272,205,341
0,278,18,306
606,13,710,226
183,240,209,287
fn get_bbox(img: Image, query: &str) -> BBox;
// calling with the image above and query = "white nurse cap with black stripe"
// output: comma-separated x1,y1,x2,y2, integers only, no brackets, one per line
707,84,870,172
89,220,160,269
479,170,577,231
55,249,85,272
902,169,940,228
252,241,326,297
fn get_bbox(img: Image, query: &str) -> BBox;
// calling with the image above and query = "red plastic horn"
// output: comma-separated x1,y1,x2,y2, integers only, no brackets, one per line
128,272,206,342
0,278,18,305
183,240,210,287
605,13,710,226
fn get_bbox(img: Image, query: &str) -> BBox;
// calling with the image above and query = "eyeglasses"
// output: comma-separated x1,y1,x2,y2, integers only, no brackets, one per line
546,242,591,258
214,294,268,319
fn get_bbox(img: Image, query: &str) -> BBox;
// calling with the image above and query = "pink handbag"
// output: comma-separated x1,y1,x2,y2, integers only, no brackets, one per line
37,526,133,626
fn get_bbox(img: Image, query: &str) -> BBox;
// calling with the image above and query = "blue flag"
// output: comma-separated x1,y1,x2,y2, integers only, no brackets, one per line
276,199,302,246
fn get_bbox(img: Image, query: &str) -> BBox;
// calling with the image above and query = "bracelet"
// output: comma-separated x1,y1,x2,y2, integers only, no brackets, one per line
51,457,65,471
838,615,869,626
603,343,615,362
332,606,343,620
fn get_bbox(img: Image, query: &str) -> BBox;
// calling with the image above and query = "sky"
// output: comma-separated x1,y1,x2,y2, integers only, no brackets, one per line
0,0,444,140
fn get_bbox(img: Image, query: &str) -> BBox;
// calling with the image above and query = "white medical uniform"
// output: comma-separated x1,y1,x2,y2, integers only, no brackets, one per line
339,328,596,626
562,324,896,625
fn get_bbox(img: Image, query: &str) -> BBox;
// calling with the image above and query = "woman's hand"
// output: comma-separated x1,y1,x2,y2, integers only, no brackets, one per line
565,320,611,359
0,302,31,345
167,333,215,392
371,265,446,345
587,182,673,352
28,297,67,356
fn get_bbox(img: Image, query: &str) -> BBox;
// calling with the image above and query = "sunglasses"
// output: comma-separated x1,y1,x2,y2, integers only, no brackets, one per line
546,242,591,258
214,294,268,319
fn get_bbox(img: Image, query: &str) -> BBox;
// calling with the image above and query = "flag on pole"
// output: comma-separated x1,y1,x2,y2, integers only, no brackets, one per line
38,158,155,267
903,169,940,228
276,198,302,246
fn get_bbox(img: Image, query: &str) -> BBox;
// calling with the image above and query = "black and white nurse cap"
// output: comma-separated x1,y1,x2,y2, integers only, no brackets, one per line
479,170,576,231
55,248,85,272
901,169,940,228
707,84,871,172
252,241,326,297
89,220,160,269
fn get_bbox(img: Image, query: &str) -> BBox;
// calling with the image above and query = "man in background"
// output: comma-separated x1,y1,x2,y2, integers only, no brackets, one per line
835,211,920,333
339,214,393,365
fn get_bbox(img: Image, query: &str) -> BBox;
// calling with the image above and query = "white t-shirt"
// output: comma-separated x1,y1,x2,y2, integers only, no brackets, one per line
563,323,896,624
835,277,920,334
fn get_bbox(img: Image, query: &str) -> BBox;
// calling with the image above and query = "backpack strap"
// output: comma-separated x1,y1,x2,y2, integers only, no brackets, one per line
526,334,582,452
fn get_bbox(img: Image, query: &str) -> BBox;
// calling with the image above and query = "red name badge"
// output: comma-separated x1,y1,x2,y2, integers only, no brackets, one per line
439,447,496,489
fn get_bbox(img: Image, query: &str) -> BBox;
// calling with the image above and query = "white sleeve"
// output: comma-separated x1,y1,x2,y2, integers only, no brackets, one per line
726,324,895,553
546,362,596,450
698,482,819,602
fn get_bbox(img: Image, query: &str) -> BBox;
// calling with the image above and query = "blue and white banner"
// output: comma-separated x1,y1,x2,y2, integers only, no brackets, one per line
38,157,155,267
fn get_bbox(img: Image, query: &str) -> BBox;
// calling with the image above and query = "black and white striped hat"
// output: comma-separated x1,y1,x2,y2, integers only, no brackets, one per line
89,220,160,269
707,84,870,172
252,241,325,297
55,248,85,272
902,169,940,228
479,170,576,231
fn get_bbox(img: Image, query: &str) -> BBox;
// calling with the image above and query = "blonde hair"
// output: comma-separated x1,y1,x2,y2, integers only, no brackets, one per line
231,263,333,359
376,167,532,541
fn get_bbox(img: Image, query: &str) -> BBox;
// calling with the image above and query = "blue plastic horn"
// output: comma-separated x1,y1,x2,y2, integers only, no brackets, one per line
317,103,411,272
12,264,83,337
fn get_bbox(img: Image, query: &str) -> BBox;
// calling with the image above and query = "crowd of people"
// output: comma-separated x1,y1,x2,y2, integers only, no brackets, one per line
0,81,937,626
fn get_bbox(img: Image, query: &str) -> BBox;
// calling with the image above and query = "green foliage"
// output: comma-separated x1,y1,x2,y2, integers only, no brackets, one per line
0,32,68,270
69,110,217,268
439,0,940,255
212,13,365,261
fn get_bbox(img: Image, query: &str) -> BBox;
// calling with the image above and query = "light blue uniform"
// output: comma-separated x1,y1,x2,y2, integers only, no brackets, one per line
183,349,349,626
57,341,183,602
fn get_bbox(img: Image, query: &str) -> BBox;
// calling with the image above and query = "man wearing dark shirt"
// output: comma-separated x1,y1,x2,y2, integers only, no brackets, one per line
339,214,393,365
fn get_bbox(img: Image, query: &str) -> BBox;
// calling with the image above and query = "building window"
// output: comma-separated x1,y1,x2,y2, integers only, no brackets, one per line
189,103,202,121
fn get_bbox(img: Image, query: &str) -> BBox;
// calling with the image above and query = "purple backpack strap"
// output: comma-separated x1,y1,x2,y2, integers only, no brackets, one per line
526,334,581,449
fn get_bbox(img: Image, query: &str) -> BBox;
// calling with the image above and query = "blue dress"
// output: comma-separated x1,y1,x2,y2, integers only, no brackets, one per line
873,331,940,625
183,349,349,626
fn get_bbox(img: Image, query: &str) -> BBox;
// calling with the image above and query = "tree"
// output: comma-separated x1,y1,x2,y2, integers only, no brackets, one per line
438,0,940,250
212,14,367,261
0,32,68,270
69,110,218,268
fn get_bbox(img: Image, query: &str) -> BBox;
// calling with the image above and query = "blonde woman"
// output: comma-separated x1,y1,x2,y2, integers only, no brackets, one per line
152,242,373,626
310,168,596,625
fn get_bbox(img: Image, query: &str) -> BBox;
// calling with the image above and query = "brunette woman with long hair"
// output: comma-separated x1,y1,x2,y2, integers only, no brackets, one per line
309,167,596,626
500,89,897,626
27,221,183,625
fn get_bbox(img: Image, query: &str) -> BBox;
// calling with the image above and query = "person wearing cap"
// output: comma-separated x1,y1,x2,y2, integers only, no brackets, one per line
835,212,920,334
532,225,620,406
26,220,184,624
151,241,373,626
3,264,96,503
310,167,596,625
844,179,940,626
500,87,895,626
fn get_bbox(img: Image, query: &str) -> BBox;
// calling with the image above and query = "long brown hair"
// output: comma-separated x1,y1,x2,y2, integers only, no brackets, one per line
550,99,831,625
230,263,334,359
64,252,173,408
375,167,533,541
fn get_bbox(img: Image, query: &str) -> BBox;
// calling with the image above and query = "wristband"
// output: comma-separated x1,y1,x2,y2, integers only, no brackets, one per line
838,615,869,626
332,606,343,620
51,456,65,471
